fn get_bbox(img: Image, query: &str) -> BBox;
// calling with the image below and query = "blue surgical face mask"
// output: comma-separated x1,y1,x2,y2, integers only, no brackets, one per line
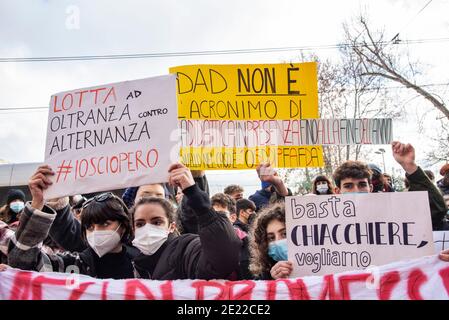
268,238,288,262
10,201,24,213
261,181,272,190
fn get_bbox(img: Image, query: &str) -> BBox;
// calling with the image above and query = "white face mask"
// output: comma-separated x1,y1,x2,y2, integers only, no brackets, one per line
132,223,169,256
316,184,329,194
86,224,121,258
10,201,24,213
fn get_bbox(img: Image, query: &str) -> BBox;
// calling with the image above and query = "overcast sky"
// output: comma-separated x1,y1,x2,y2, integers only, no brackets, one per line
1,0,448,181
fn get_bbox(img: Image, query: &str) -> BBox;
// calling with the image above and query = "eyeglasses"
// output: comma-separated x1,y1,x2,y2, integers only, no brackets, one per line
82,192,118,209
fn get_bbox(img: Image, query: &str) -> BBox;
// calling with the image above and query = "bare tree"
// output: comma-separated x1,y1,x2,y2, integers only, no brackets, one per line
426,121,449,164
343,15,449,121
316,57,348,174
317,45,400,164
279,43,405,192
343,15,449,163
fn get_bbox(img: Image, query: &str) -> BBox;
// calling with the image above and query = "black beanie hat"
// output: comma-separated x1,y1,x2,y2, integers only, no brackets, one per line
6,189,26,205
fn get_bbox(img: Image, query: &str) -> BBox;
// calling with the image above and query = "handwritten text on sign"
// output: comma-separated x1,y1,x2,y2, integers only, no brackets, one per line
170,63,323,169
434,231,449,252
44,75,178,199
180,118,392,147
1,256,448,300
169,63,318,120
180,146,323,170
285,192,435,277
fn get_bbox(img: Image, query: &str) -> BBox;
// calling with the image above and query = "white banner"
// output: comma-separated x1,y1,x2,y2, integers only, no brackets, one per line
285,192,435,277
0,256,448,300
180,118,392,148
44,75,178,199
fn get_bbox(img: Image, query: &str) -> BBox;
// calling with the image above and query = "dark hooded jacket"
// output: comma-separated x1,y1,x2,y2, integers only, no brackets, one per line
7,203,138,279
437,179,449,196
45,184,241,280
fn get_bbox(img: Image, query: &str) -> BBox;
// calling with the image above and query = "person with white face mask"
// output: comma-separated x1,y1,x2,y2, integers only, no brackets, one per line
7,165,138,279
9,163,241,281
312,176,335,195
78,193,138,279
1,189,26,226
130,163,242,280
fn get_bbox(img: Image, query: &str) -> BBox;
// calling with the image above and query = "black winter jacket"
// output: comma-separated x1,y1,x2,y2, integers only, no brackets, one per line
437,179,449,196
177,175,209,234
133,184,242,280
46,184,242,280
7,203,139,279
408,167,449,230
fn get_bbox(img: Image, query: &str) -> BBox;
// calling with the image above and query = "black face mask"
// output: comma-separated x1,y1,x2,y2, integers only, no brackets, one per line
247,213,256,225
443,175,449,186
371,178,384,193
215,211,232,220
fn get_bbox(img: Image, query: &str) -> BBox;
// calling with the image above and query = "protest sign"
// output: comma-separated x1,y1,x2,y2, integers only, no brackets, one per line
180,146,323,170
170,63,319,120
1,256,448,300
434,231,449,252
180,118,392,147
170,63,325,169
44,75,178,199
285,192,435,277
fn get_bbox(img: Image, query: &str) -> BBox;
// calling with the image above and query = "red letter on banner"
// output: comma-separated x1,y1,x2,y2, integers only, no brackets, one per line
319,274,342,300
338,273,371,300
407,269,428,300
124,279,156,300
191,280,227,300
226,280,256,300
377,271,401,300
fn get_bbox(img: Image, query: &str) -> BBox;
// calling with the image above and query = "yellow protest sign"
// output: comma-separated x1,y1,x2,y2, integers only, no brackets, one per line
170,63,318,120
169,63,324,169
179,146,323,170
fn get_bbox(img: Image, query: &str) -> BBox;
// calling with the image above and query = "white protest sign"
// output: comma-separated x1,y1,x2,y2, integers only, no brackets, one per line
181,118,393,147
285,192,435,277
434,231,449,252
44,75,178,199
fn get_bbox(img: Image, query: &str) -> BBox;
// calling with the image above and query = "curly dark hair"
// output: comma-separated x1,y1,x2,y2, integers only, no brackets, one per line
223,184,244,195
333,160,372,188
248,202,285,277
211,193,236,214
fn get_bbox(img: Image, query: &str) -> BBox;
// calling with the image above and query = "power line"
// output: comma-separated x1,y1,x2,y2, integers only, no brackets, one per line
0,45,344,62
0,110,47,115
1,82,448,113
0,37,448,63
321,82,449,93
391,0,434,43
0,107,48,111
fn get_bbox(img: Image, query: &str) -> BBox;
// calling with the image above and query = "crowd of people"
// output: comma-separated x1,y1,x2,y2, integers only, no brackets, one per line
1,141,449,281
